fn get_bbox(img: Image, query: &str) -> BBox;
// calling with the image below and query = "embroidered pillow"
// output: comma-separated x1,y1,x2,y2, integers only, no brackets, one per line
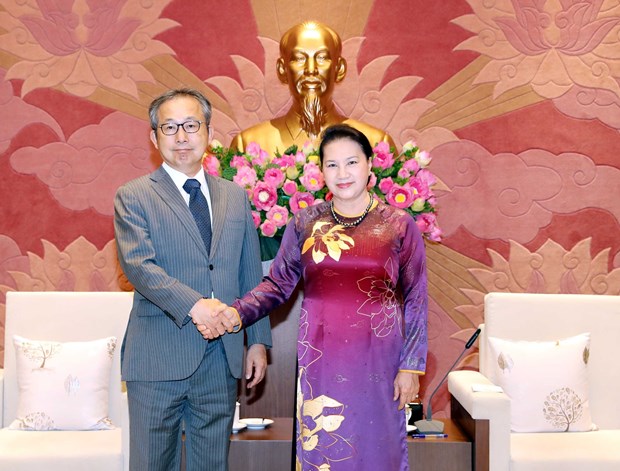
488,333,594,433
10,335,117,431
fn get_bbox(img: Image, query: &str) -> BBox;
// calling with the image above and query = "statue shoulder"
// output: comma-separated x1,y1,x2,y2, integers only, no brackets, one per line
342,118,396,149
230,117,288,153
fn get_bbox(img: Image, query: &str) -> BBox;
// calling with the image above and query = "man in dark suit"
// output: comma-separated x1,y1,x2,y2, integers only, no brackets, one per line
114,88,272,470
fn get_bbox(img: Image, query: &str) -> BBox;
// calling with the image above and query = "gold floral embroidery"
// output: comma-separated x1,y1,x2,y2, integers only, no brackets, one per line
296,309,354,469
301,221,354,264
357,258,402,338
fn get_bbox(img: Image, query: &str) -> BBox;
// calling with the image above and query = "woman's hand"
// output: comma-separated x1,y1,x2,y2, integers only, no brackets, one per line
393,371,420,410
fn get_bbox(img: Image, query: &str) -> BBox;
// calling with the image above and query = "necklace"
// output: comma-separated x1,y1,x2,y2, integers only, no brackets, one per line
330,196,374,227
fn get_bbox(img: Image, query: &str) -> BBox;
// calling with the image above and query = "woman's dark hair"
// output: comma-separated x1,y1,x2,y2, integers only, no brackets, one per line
318,124,373,165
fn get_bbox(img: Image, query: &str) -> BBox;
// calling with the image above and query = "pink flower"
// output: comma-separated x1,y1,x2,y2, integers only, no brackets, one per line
289,192,315,214
367,171,377,189
300,163,324,191
251,211,261,229
231,155,251,169
267,205,289,227
264,168,285,188
386,184,415,209
272,154,295,168
252,153,269,167
246,142,263,157
202,154,220,176
416,169,436,187
246,142,269,166
295,151,307,164
233,166,257,188
415,213,441,240
408,177,430,200
397,168,410,179
378,177,395,194
428,225,443,242
283,179,298,196
260,219,277,237
372,142,395,169
251,182,278,211
403,158,420,173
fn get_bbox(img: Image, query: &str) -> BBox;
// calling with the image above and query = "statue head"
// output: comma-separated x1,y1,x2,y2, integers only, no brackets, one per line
277,21,347,136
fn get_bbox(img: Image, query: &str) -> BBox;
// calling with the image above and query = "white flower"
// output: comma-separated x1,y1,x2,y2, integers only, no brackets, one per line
402,140,416,152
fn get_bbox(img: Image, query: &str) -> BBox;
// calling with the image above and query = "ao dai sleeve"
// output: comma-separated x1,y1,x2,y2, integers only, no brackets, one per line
398,216,428,374
232,215,304,327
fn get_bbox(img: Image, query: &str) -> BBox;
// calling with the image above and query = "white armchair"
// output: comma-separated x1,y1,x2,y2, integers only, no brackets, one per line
0,291,132,471
448,292,620,471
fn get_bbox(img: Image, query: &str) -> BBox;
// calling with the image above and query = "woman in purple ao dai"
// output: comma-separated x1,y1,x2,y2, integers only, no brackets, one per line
233,124,428,471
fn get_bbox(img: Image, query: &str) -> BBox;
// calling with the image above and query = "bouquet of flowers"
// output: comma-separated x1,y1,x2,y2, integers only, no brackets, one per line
204,140,441,260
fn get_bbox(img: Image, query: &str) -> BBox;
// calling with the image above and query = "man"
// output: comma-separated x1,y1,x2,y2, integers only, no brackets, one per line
114,88,272,471
231,21,396,153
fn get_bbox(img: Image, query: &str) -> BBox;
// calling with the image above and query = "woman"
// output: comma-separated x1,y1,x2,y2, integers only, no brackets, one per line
234,124,427,470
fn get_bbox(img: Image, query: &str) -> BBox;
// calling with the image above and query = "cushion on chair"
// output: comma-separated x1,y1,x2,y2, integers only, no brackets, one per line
10,335,117,431
487,333,594,433
0,428,122,471
510,429,620,471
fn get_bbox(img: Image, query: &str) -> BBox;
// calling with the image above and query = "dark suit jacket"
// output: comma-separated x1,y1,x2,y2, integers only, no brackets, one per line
114,166,272,381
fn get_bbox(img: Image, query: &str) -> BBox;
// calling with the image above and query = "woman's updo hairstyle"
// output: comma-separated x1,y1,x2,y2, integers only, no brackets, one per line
318,124,373,165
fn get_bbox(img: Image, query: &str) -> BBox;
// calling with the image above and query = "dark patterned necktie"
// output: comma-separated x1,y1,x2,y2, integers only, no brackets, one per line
183,179,212,253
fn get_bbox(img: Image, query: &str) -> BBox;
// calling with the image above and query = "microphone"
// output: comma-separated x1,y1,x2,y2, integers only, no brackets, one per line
414,327,481,434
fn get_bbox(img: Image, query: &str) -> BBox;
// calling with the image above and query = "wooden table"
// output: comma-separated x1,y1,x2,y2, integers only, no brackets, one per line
228,418,472,471
408,418,471,471
229,418,294,470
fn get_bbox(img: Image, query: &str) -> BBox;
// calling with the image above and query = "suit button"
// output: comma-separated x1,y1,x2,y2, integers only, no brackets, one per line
209,264,214,270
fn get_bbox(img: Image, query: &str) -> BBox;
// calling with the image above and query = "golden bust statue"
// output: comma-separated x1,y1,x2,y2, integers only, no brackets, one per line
231,21,396,153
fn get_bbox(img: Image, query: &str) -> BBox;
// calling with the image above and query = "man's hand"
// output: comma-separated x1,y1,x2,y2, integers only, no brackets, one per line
190,298,233,338
393,371,420,410
245,344,267,388
194,303,242,340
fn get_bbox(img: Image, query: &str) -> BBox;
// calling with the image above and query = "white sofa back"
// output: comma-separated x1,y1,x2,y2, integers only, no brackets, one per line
3,291,133,427
479,292,620,430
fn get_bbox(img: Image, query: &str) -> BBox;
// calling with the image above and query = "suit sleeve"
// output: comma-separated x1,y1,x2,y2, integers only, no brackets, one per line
114,183,201,328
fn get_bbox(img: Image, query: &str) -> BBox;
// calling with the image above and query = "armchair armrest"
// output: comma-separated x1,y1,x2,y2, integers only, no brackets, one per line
0,368,4,426
448,370,511,471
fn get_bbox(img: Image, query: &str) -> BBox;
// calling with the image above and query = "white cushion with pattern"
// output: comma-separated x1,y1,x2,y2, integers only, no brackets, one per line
487,333,594,433
10,335,117,431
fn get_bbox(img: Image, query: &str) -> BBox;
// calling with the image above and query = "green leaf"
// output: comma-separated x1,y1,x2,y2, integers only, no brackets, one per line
283,144,299,156
221,166,238,181
260,236,282,261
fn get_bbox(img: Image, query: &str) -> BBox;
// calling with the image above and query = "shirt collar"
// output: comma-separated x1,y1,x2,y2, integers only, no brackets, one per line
162,162,207,192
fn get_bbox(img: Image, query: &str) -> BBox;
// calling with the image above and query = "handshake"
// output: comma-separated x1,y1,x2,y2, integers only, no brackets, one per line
189,297,241,340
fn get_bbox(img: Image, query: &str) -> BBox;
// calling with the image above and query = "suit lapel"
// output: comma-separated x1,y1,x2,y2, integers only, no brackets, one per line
150,167,209,259
206,172,227,258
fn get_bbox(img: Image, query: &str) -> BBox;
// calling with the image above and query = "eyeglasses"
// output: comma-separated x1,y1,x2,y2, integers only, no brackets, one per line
158,120,206,136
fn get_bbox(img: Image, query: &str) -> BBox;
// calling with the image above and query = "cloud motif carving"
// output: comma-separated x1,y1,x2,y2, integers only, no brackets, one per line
432,139,620,242
10,112,154,215
553,86,620,130
0,69,64,153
